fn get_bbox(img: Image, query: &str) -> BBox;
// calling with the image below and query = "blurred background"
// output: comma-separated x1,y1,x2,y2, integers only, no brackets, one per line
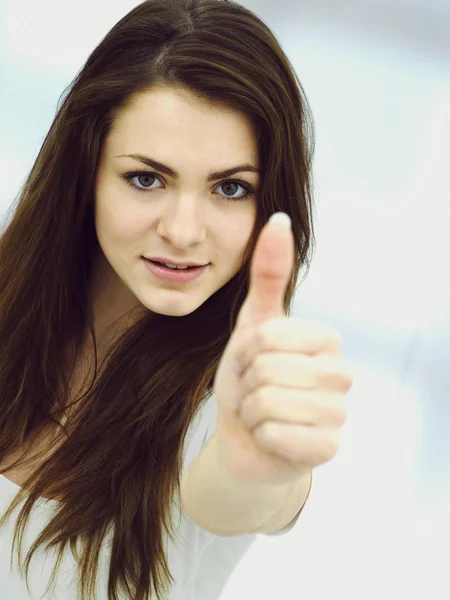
0,0,449,598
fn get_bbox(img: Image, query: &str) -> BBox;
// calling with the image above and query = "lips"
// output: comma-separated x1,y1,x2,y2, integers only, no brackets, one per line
143,258,208,283
150,260,191,270
145,256,208,268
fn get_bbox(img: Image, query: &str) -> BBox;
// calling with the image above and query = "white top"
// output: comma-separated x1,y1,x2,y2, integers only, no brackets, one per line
0,395,298,600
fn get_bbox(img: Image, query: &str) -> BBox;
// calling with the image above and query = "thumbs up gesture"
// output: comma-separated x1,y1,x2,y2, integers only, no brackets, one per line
213,213,354,486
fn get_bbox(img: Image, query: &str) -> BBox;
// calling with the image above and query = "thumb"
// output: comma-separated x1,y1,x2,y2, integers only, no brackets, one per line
239,212,294,328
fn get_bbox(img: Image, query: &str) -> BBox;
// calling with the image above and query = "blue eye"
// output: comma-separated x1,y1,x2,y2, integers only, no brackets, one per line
122,170,255,202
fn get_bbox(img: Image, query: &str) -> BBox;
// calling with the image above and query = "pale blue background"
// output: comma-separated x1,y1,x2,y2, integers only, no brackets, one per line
1,1,449,598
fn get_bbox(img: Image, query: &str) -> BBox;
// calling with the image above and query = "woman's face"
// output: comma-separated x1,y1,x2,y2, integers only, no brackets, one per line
93,85,259,318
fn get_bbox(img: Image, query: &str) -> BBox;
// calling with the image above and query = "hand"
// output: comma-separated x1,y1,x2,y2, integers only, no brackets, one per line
213,213,354,486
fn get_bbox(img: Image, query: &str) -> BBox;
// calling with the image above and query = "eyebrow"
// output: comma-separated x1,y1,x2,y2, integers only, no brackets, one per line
114,154,260,182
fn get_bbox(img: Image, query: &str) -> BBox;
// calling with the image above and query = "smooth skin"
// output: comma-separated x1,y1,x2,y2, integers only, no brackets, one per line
92,84,353,496
181,216,354,535
213,215,354,486
91,85,259,340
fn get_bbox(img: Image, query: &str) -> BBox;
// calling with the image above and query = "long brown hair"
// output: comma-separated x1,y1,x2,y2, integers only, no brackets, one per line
0,1,315,598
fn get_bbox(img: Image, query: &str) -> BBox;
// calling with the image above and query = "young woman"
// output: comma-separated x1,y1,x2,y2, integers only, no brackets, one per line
0,1,352,599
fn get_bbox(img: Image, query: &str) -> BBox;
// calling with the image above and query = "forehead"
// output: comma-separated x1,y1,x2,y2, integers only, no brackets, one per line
105,86,259,167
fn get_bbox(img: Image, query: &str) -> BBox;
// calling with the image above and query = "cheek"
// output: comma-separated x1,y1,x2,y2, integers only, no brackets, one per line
218,210,255,263
95,193,148,245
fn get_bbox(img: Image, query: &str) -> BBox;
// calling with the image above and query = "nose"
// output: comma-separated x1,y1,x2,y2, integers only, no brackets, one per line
156,195,207,249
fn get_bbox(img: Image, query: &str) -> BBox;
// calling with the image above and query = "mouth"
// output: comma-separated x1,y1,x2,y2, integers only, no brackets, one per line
148,260,198,271
142,258,209,283
144,257,210,270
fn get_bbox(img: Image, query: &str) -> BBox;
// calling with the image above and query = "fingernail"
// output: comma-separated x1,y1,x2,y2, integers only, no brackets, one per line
269,212,292,229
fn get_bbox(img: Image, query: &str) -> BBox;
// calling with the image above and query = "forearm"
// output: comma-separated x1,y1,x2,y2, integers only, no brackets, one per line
180,431,312,536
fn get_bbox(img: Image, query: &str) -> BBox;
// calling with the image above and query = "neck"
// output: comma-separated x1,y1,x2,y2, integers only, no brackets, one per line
87,248,147,344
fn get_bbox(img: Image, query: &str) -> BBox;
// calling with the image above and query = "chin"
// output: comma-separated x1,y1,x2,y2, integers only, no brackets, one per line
148,304,186,317
160,308,194,317
139,292,206,318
